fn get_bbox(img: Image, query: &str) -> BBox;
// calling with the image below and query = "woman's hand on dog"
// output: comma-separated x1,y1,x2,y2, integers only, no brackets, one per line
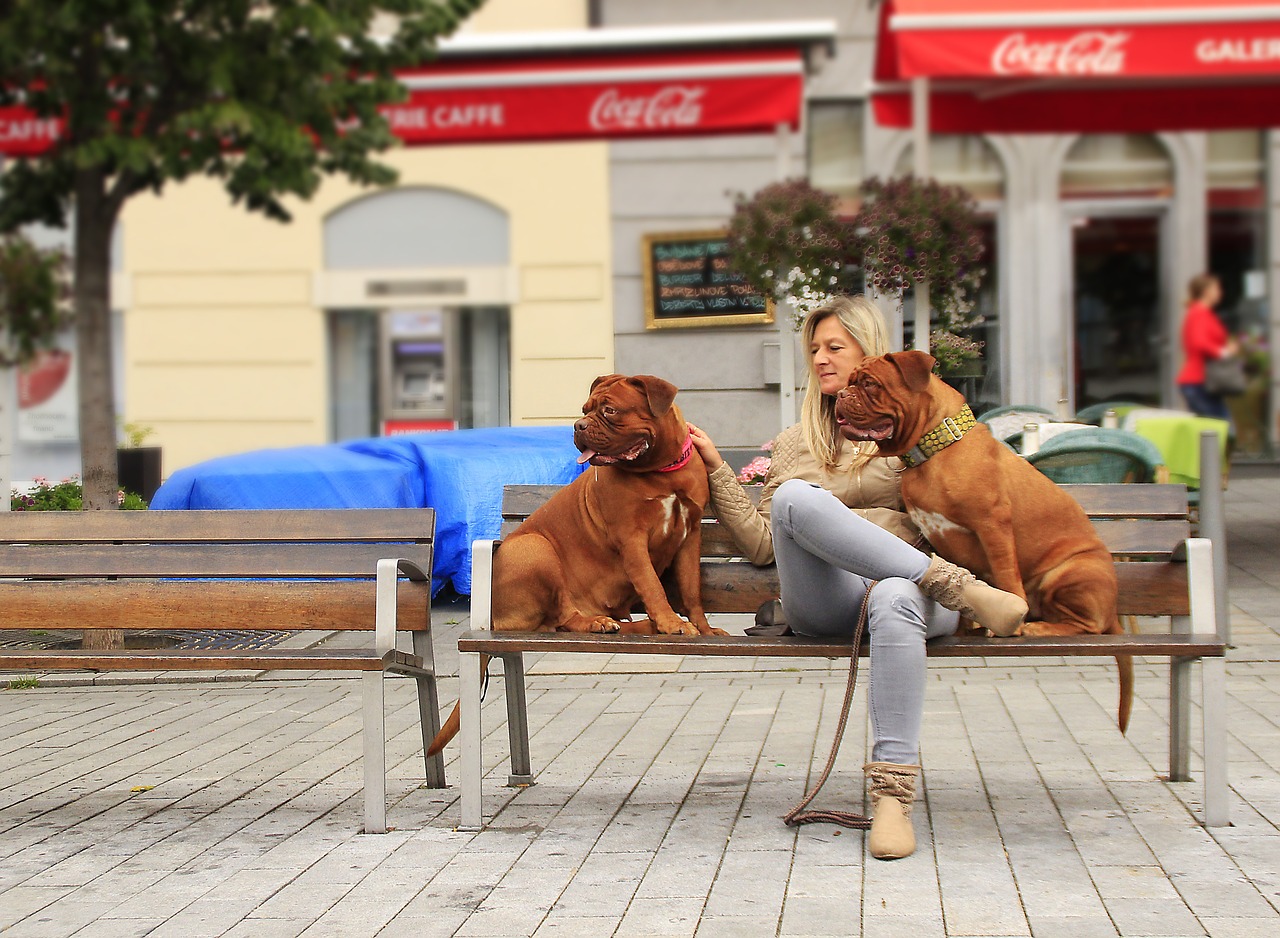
687,423,724,472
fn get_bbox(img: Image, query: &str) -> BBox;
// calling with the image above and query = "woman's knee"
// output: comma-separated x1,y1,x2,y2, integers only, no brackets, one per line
867,578,929,631
772,478,822,535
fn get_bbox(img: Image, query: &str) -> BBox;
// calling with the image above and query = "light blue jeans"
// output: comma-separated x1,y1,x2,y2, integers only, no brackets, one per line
770,478,959,764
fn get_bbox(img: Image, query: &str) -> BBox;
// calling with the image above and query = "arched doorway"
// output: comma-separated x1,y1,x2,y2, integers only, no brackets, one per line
1059,134,1173,409
322,187,512,439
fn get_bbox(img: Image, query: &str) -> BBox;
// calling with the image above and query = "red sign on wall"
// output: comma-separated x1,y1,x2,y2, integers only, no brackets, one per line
383,419,456,436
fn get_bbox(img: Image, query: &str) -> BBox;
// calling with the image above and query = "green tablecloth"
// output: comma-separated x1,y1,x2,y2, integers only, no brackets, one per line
1127,413,1230,488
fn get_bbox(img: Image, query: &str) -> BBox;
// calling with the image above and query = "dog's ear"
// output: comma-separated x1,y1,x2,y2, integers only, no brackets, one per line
887,351,937,392
628,375,678,416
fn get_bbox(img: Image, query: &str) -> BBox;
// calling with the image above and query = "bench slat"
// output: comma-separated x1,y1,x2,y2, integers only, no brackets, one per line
1057,483,1190,517
0,509,437,544
0,647,423,671
502,482,1192,521
695,559,1192,617
0,579,433,631
458,629,1222,658
0,543,435,578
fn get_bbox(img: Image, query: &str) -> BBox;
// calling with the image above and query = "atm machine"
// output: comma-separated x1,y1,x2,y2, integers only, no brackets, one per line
379,308,458,434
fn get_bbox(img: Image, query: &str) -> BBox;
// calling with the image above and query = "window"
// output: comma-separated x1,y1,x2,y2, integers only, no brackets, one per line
807,101,864,211
895,135,1005,201
1061,134,1172,199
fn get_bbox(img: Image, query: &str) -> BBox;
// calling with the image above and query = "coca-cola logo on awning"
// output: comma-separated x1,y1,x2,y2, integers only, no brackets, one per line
589,86,705,132
992,31,1130,76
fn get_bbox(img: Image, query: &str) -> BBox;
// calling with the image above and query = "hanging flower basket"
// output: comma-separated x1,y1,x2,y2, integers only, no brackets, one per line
726,180,857,330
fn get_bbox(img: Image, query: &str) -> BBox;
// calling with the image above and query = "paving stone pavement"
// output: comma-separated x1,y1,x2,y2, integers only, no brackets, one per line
2,468,1279,937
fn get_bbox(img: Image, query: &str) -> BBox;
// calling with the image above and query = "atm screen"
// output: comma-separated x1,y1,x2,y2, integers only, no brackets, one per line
396,341,443,356
403,374,431,394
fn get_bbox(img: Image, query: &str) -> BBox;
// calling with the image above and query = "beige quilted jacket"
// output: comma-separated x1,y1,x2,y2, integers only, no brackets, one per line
706,423,925,566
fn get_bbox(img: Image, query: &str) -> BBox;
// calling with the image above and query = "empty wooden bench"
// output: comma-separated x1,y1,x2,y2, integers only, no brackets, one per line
0,508,444,833
455,483,1227,832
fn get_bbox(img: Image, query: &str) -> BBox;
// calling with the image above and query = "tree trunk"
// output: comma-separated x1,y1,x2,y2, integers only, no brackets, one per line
74,166,124,651
74,166,119,511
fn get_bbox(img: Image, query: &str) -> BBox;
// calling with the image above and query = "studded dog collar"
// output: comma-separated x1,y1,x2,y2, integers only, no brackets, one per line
900,405,976,468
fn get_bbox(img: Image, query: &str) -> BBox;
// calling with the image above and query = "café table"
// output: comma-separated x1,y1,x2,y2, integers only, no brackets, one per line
1121,408,1230,488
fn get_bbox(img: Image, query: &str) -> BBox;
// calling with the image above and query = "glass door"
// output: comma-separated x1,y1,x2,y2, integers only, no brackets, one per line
1064,208,1167,411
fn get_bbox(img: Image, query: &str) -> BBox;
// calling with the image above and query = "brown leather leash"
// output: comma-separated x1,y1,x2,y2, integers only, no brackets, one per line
783,582,876,830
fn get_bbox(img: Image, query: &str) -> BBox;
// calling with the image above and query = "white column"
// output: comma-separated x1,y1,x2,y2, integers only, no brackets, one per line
776,122,798,430
912,78,931,352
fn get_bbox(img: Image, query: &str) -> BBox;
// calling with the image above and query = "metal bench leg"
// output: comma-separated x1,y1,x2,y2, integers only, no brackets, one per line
502,653,535,787
459,649,484,832
1169,655,1192,782
362,671,388,834
1202,656,1229,827
412,631,446,789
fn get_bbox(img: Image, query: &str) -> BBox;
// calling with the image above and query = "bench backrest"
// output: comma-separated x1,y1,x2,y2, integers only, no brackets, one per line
0,508,436,632
496,483,1193,618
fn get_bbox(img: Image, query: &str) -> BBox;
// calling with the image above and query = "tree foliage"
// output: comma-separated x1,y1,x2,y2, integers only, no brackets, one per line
0,0,485,508
0,234,70,366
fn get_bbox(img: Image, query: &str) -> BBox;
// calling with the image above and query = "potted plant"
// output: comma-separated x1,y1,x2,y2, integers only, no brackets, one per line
726,176,989,380
855,175,988,376
116,420,162,503
11,476,148,511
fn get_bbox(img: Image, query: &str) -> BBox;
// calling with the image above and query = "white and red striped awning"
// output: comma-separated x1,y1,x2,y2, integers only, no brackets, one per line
873,1,1280,132
0,22,832,156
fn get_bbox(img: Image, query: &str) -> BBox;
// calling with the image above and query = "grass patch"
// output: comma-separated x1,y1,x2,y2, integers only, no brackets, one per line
6,676,41,690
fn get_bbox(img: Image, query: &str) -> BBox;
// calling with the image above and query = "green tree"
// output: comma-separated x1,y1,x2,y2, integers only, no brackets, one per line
0,0,485,509
0,234,70,366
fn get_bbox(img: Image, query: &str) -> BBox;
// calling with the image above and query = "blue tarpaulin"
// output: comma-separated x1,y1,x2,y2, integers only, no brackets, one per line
151,426,587,595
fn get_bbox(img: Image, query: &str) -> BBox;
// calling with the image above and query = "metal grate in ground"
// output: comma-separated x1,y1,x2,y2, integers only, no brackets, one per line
0,629,297,650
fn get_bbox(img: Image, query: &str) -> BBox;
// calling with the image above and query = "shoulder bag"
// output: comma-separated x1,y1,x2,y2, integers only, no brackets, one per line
1204,355,1247,396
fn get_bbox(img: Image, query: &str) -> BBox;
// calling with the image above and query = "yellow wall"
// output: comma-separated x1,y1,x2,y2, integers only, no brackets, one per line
462,0,586,33
120,1,611,473
122,143,612,471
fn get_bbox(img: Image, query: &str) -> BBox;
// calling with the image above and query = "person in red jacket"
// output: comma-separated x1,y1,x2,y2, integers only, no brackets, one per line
1177,273,1237,420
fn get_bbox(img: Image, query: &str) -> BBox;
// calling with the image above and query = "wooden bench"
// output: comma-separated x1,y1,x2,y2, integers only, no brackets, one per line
455,483,1228,831
0,508,444,834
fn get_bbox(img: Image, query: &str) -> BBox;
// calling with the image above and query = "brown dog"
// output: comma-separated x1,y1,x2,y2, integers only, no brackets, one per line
833,351,1133,732
427,374,722,755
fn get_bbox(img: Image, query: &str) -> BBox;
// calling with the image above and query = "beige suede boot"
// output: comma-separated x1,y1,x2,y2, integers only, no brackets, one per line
864,762,921,860
918,554,1027,637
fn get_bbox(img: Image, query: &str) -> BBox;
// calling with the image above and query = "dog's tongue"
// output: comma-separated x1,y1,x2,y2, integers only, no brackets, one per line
577,449,596,465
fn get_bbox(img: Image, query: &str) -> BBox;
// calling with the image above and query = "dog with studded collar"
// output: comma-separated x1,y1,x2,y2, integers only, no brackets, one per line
833,350,1133,732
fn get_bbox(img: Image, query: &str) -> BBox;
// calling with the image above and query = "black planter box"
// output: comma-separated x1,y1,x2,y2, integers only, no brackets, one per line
117,446,162,502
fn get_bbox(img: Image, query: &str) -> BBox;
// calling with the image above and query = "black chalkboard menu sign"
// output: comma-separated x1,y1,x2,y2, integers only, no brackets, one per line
642,230,775,329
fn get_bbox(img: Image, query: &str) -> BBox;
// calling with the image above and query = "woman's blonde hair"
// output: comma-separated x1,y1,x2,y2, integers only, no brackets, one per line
800,295,893,472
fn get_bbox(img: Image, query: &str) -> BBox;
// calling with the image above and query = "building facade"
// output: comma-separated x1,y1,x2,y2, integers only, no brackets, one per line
602,0,1278,463
9,0,1276,483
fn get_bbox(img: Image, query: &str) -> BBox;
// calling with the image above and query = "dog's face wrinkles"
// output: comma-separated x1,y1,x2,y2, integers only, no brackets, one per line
577,389,650,461
834,369,897,444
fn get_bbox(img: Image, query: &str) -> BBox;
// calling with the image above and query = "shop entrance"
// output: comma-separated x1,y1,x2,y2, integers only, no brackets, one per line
1065,209,1168,410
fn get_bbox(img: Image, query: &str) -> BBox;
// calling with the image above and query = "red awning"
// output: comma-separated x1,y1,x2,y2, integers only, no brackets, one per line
0,46,806,156
873,0,1280,132
389,48,804,145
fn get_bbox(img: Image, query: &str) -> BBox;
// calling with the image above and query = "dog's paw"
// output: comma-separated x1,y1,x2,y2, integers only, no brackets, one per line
655,619,699,636
588,616,622,633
